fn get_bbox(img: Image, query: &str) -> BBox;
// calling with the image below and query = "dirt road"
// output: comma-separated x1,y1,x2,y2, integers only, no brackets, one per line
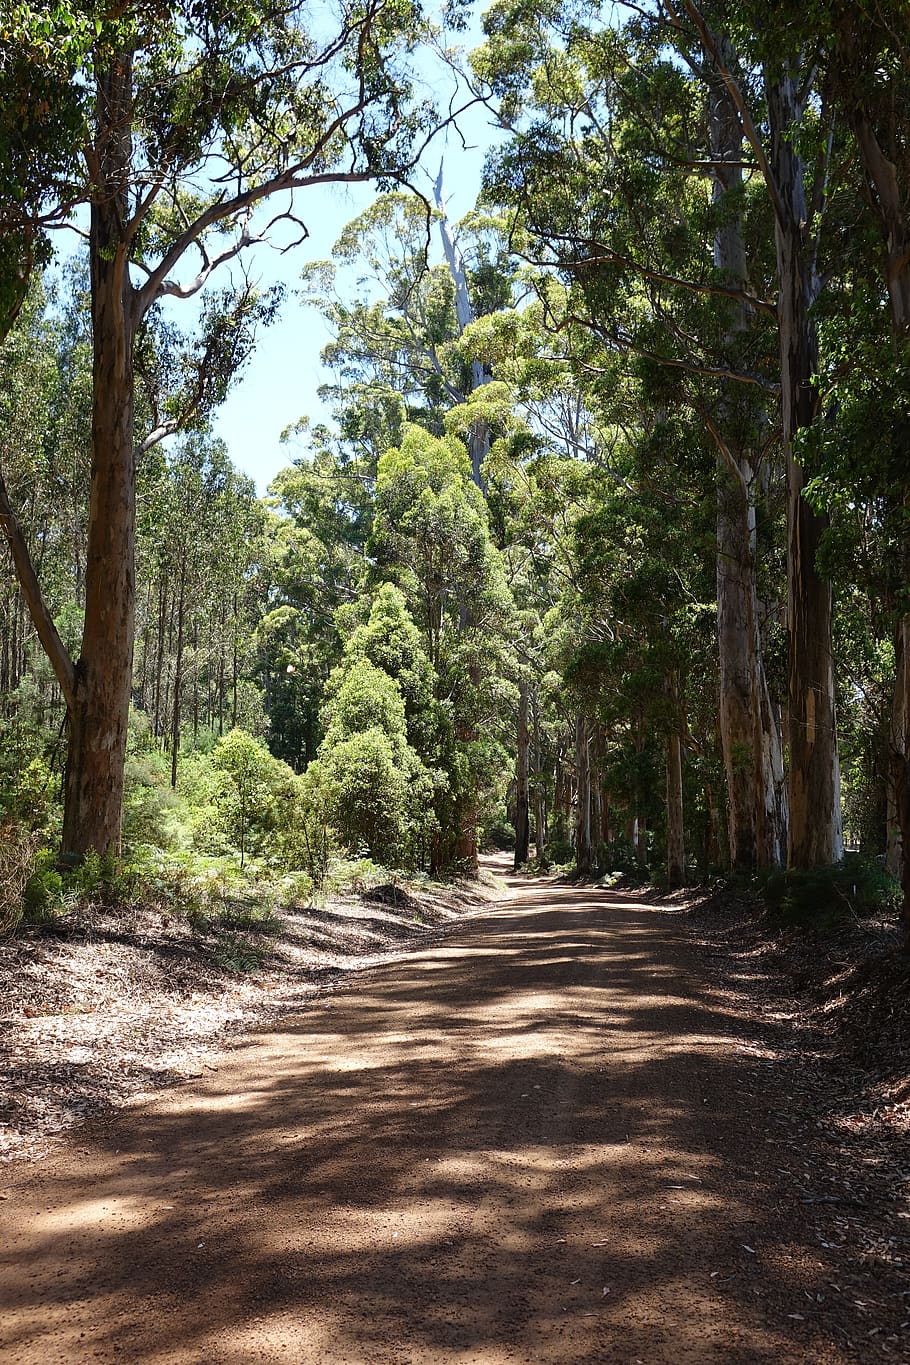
0,865,895,1362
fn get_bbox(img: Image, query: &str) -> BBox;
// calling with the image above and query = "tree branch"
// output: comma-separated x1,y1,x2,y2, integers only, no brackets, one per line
669,0,787,226
523,237,777,315
0,470,75,709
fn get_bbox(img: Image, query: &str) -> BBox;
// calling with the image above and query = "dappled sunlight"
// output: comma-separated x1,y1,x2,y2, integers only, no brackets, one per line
2,879,847,1363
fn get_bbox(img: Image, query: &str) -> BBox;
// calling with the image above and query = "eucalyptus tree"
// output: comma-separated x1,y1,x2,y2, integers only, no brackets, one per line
663,1,845,869
0,0,431,862
300,190,517,478
799,1,910,920
256,438,376,769
475,0,857,869
371,424,515,869
0,2,88,337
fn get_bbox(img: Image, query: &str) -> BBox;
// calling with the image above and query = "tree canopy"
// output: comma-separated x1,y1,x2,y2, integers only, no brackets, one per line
2,0,910,937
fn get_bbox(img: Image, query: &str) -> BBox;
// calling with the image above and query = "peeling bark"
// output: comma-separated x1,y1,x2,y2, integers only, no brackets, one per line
709,61,787,871
61,51,138,860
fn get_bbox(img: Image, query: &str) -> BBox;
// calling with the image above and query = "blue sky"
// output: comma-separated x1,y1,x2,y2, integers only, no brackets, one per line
211,59,501,495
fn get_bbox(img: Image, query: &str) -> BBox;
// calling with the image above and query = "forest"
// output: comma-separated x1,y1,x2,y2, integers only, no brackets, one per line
1,0,909,938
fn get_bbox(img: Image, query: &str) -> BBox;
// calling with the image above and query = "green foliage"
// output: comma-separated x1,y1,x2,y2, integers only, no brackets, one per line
122,751,183,852
310,730,434,868
21,843,139,926
323,657,409,741
311,593,440,868
0,3,89,335
208,729,304,870
761,855,901,928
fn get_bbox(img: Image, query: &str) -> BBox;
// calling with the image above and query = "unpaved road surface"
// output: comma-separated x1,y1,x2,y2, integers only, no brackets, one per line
0,865,897,1362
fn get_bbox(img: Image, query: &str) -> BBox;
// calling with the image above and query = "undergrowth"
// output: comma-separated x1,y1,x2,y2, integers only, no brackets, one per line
758,853,901,929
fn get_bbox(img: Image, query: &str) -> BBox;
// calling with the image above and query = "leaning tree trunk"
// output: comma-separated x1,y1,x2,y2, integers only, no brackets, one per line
514,679,530,869
767,69,842,868
62,52,138,861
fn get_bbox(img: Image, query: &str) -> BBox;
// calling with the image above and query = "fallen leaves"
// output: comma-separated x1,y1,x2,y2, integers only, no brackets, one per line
0,883,482,1165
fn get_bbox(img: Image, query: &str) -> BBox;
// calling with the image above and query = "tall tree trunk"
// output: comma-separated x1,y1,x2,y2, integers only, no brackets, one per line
170,551,187,788
666,732,686,888
192,617,199,746
844,89,910,931
62,52,138,860
514,679,530,868
153,572,167,741
218,601,226,736
532,691,546,861
434,164,490,491
231,588,239,727
710,61,786,871
137,577,153,712
892,615,910,935
574,711,592,875
767,69,843,868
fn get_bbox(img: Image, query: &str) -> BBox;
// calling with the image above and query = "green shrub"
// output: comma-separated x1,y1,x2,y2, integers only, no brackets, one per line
176,751,238,857
122,751,183,852
313,727,436,870
209,729,309,871
761,853,901,927
22,847,66,921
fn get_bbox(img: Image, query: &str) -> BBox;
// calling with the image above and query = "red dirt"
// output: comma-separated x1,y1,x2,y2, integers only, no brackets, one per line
1,860,907,1362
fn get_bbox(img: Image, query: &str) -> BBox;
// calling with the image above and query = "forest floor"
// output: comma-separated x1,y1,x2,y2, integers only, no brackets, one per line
2,856,909,1362
0,870,502,1165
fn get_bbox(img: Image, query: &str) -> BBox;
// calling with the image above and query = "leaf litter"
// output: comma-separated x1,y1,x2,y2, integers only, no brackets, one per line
0,872,500,1164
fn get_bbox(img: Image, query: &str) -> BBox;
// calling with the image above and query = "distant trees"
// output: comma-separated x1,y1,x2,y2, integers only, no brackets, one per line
5,0,910,913
135,437,263,781
0,0,429,862
467,0,910,898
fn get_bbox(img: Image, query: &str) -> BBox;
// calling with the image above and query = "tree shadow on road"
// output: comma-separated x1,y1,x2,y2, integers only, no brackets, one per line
2,877,897,1362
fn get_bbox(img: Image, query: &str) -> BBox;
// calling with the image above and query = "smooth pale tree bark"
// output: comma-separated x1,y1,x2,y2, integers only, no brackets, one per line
514,678,530,868
574,711,592,875
766,70,843,867
666,731,686,887
433,164,490,490
709,62,787,871
677,3,842,868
